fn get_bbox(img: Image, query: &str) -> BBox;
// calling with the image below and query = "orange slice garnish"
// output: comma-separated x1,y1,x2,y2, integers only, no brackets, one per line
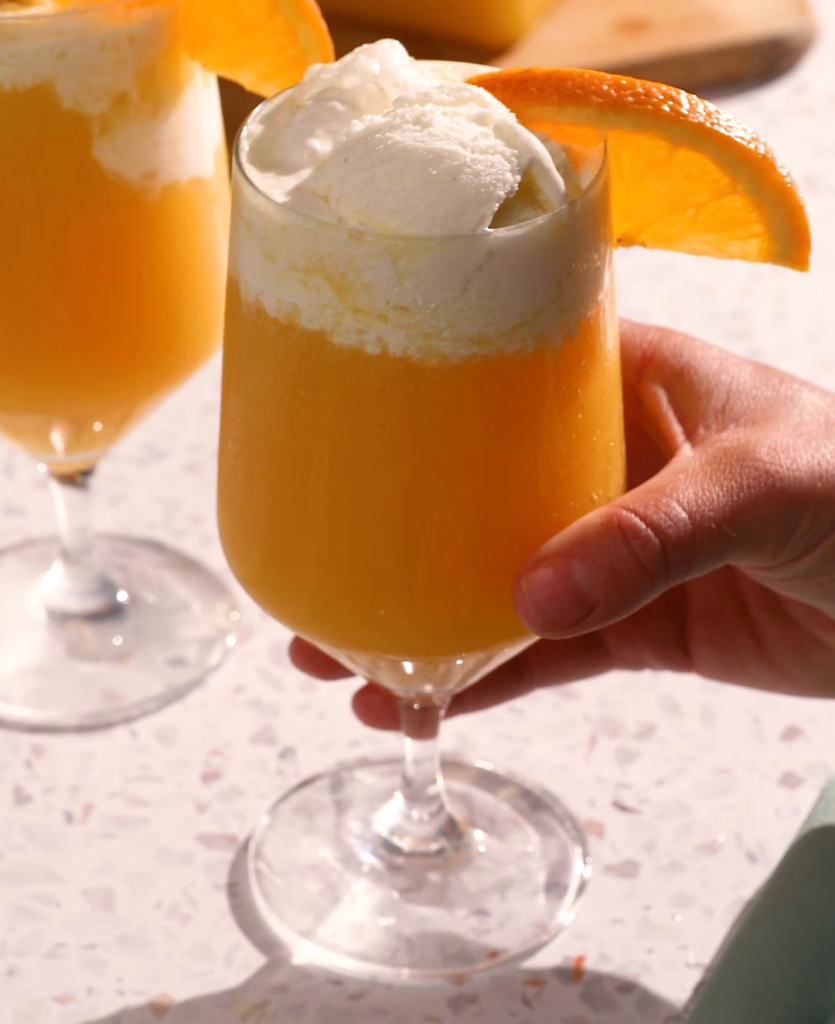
179,0,334,98
53,0,334,98
468,68,810,271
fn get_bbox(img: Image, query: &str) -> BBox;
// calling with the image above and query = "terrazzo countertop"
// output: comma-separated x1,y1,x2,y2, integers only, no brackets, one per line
3,7,835,1023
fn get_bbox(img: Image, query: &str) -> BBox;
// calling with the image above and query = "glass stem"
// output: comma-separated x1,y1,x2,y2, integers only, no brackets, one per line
40,466,122,619
373,695,468,859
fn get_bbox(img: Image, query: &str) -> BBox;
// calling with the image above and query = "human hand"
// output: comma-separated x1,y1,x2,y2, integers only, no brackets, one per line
291,319,835,728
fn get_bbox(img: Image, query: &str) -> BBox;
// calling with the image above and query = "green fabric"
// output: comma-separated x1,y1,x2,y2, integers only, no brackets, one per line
687,778,835,1024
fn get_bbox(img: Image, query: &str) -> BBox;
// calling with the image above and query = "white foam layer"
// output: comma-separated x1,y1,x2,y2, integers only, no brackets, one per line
231,45,609,361
231,168,609,361
92,69,222,189
0,3,223,190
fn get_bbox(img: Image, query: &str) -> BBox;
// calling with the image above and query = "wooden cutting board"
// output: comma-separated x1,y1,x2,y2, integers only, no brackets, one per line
220,0,816,149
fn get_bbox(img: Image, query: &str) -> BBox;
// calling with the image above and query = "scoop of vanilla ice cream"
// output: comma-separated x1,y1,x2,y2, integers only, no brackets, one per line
243,40,567,235
293,83,565,234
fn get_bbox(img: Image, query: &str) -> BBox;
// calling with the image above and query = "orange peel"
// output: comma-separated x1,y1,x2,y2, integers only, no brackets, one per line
469,68,810,270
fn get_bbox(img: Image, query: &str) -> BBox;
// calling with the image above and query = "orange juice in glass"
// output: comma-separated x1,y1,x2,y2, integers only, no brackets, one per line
221,209,623,676
0,1,230,466
0,0,235,729
218,41,623,978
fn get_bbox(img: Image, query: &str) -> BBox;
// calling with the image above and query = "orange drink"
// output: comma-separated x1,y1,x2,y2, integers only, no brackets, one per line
0,0,239,732
218,54,624,681
217,44,623,978
221,281,623,661
0,0,229,469
217,52,625,704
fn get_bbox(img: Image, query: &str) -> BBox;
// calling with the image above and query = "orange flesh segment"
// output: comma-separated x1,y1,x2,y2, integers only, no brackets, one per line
179,0,333,98
469,68,811,271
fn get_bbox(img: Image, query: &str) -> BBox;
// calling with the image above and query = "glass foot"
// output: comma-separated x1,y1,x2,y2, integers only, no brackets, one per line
249,756,591,981
0,534,238,731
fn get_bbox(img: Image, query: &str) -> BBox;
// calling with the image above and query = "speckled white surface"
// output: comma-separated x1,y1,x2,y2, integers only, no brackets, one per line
3,9,835,1022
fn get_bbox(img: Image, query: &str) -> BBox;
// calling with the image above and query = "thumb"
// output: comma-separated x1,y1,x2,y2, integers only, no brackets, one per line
513,440,802,638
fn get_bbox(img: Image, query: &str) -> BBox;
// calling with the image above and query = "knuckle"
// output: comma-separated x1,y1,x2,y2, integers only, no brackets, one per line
607,494,697,590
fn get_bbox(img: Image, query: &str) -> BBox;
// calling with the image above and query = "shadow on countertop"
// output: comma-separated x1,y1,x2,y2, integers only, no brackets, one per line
83,843,682,1024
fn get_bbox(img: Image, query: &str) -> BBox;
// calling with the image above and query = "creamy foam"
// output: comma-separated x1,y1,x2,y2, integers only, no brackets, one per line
244,39,566,234
92,67,222,188
0,2,223,190
231,42,609,360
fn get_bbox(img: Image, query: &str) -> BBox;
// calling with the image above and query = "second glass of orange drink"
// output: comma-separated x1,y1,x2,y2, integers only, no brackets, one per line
0,0,332,729
220,38,811,977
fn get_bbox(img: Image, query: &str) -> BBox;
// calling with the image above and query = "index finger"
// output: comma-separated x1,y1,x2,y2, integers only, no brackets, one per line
289,636,353,680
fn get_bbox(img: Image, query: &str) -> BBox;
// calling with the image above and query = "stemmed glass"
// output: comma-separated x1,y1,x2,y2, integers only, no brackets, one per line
0,0,237,729
218,75,625,978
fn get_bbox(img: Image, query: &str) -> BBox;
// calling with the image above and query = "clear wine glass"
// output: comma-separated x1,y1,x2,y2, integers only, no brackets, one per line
0,0,237,729
218,75,625,978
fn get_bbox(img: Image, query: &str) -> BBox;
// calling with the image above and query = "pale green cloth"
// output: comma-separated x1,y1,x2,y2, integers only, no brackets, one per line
687,777,835,1024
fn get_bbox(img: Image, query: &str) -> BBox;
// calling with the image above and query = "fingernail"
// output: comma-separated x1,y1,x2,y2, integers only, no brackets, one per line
517,557,598,635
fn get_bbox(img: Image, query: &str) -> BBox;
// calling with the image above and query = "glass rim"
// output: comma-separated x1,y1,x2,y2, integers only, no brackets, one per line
233,83,609,245
0,0,165,22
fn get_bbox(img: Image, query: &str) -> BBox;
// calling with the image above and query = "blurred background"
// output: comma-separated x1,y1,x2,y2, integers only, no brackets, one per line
220,0,817,150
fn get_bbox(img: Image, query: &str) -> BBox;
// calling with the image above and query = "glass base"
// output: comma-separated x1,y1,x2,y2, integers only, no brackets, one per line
249,756,591,981
0,534,238,731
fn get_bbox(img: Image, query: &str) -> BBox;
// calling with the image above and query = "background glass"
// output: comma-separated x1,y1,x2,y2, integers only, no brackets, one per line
0,0,237,729
219,81,625,978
